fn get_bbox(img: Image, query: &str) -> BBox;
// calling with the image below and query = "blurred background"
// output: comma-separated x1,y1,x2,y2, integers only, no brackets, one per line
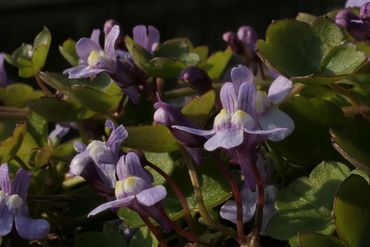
0,0,346,72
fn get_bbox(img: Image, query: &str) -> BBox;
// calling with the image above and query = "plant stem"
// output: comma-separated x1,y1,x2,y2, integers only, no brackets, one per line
145,161,198,233
286,83,305,101
250,161,265,244
329,83,360,106
0,110,28,120
182,150,238,241
113,94,126,117
77,122,89,145
213,153,246,245
36,73,53,97
139,214,168,247
13,155,30,170
164,84,223,99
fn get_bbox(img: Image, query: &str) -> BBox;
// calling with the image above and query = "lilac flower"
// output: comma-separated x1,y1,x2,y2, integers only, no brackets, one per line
48,124,70,145
220,184,277,235
223,26,258,61
133,25,160,54
88,152,170,231
345,0,369,8
0,54,9,87
64,25,141,103
154,98,206,165
173,65,294,152
69,120,127,196
0,164,50,240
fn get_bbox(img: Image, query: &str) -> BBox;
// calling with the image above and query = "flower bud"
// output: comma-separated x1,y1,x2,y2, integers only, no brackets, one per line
336,9,370,40
360,2,370,24
179,66,212,94
237,26,258,59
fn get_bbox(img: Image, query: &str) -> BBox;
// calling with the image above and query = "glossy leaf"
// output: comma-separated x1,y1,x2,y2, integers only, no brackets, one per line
144,151,177,185
0,83,43,107
124,124,180,152
334,175,370,247
266,161,351,246
299,232,345,247
181,90,216,126
0,123,26,163
59,38,79,66
205,48,232,80
128,228,158,247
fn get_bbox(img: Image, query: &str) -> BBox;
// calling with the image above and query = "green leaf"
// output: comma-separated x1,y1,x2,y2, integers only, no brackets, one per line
69,85,121,112
124,124,180,152
74,231,127,247
321,44,366,75
29,97,86,122
0,83,43,107
32,26,51,70
257,20,322,77
334,175,370,247
129,228,158,247
154,38,191,58
330,117,370,173
192,46,209,67
147,57,187,78
59,38,79,66
144,152,177,185
269,96,347,165
266,161,351,246
299,232,345,247
27,112,48,147
181,90,216,126
312,17,345,58
205,48,232,80
0,123,27,163
296,12,317,25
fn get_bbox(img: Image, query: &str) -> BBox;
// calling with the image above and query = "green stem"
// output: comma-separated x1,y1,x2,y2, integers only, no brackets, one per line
36,73,54,97
13,155,30,170
182,149,238,241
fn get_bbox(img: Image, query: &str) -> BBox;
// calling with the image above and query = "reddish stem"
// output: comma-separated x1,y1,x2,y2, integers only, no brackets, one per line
139,214,168,247
213,153,246,245
250,161,265,242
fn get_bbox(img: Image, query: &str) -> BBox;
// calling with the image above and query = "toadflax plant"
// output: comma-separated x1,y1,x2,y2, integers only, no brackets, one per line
1,0,370,246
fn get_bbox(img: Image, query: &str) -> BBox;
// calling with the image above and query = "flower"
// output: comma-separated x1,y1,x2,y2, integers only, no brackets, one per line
345,0,369,8
223,26,258,61
220,184,277,235
69,120,127,196
133,25,160,54
0,54,9,87
0,164,50,240
172,65,294,152
88,152,170,231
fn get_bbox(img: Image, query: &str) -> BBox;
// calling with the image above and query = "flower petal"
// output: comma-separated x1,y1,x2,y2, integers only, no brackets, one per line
64,65,105,79
88,196,134,217
261,203,277,235
104,25,120,59
237,81,257,116
231,65,253,92
258,107,295,141
345,0,368,7
69,151,93,176
96,163,117,188
107,125,128,158
0,204,13,236
15,213,50,240
133,25,148,50
76,38,101,61
0,54,8,87
147,25,160,52
74,141,87,153
171,125,215,137
90,29,101,46
267,76,292,105
220,82,237,113
11,169,31,200
204,128,244,151
136,185,167,207
117,153,152,183
0,163,11,194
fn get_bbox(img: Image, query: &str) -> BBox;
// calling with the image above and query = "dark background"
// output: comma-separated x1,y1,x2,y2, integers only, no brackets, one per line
0,0,346,71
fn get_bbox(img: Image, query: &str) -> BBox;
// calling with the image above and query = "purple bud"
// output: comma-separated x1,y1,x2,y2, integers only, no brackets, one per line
179,66,212,94
336,9,370,40
223,31,242,54
360,2,370,24
223,26,258,61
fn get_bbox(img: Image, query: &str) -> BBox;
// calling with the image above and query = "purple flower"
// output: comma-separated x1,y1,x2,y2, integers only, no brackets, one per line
0,164,50,240
70,120,127,196
220,184,277,235
88,152,170,231
48,124,70,145
64,26,119,79
173,65,294,152
154,97,206,165
336,9,370,40
345,0,369,7
0,54,9,87
223,26,258,61
133,25,160,54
